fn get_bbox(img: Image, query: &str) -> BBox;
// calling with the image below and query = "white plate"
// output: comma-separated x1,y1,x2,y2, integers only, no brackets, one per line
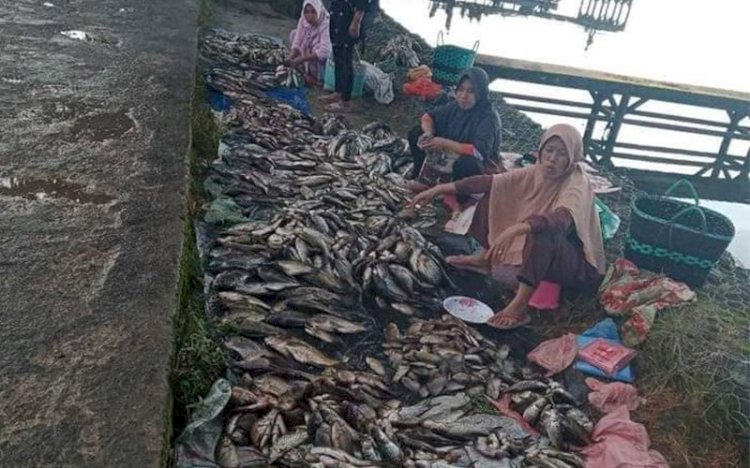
443,296,494,324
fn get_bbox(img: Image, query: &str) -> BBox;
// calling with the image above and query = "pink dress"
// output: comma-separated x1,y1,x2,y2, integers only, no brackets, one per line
289,0,332,83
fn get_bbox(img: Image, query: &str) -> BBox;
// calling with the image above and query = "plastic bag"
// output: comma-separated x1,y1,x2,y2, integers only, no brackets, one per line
204,197,247,226
573,319,634,383
595,197,620,240
578,338,637,376
586,378,641,413
403,77,443,101
581,406,669,468
360,60,394,104
174,379,232,468
264,86,311,115
527,333,578,376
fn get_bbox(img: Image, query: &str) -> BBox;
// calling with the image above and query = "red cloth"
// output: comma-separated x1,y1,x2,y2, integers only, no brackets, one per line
599,258,696,346
581,406,669,468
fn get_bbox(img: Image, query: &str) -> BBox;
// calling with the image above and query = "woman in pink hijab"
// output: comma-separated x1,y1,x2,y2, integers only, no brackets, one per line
288,0,332,85
410,124,606,330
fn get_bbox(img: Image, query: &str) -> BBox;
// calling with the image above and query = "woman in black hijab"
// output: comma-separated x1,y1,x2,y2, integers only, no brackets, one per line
408,67,502,182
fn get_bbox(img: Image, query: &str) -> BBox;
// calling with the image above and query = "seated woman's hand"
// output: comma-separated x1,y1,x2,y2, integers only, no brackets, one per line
408,186,439,209
485,222,531,264
420,136,449,152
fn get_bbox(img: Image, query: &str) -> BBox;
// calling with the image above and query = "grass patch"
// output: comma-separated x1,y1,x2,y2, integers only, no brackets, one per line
633,298,749,466
472,396,500,415
171,38,226,436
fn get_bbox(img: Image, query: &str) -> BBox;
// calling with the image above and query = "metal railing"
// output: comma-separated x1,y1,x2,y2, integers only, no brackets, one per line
476,54,750,181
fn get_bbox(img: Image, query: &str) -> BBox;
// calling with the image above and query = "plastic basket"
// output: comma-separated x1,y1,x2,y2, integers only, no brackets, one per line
432,31,479,85
323,58,366,98
624,179,735,288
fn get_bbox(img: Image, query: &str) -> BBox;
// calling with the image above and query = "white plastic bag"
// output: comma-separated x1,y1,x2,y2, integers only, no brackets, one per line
360,60,394,104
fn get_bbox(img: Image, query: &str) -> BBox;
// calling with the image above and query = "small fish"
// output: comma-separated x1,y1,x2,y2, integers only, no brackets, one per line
506,380,549,393
365,357,387,377
541,409,564,449
522,396,549,425
264,335,339,367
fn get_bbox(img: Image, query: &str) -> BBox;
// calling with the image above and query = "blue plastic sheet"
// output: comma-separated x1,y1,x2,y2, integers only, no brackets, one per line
264,86,310,115
207,86,232,112
574,318,634,383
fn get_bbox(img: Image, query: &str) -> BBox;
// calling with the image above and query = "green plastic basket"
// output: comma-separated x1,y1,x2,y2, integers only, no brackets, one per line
432,31,479,85
624,179,735,287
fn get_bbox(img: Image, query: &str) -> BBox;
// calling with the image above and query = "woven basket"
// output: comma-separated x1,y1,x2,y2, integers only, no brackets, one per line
624,180,735,288
432,32,479,85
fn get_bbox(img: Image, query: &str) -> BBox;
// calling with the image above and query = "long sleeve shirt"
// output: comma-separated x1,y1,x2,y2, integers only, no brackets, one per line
454,174,575,247
421,114,477,157
329,0,371,45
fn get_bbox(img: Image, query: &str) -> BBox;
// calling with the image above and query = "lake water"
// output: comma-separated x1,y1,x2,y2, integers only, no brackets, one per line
381,0,750,266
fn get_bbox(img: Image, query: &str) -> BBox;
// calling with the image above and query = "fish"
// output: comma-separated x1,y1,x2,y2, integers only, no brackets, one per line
522,397,549,425
308,314,367,334
409,249,443,285
423,414,526,439
541,409,564,449
216,436,239,468
233,281,300,296
304,323,344,345
264,309,311,328
274,260,315,276
265,335,339,367
506,380,549,393
371,426,403,463
565,407,594,433
365,357,387,377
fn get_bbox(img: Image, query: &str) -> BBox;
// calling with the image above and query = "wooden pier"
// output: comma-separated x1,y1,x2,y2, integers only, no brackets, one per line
476,54,750,201
429,0,633,33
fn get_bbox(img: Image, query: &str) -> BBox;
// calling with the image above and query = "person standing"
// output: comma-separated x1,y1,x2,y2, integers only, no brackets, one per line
322,0,372,111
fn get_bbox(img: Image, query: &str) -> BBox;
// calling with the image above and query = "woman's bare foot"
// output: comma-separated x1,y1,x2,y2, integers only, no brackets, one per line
318,92,341,103
486,283,534,329
328,100,352,112
447,255,490,274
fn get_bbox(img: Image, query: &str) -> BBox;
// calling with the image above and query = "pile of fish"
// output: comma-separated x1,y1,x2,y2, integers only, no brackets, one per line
182,29,597,468
216,316,588,468
382,315,517,400
203,30,306,93
381,316,594,452
203,29,287,69
379,35,422,68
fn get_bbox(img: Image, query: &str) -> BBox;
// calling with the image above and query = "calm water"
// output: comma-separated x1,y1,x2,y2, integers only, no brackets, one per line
382,0,750,266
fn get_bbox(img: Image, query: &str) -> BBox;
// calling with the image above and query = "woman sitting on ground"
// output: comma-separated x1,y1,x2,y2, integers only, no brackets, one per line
410,124,606,330
407,67,502,188
288,0,332,85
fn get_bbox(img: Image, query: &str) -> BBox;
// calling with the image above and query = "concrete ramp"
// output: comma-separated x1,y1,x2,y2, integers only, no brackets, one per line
0,0,198,465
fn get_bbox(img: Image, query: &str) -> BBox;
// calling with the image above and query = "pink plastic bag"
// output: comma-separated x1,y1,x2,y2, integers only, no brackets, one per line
586,378,640,413
578,339,637,376
527,333,578,376
581,406,669,468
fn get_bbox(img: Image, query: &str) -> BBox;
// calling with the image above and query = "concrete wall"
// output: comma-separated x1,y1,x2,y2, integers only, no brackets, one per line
0,0,198,465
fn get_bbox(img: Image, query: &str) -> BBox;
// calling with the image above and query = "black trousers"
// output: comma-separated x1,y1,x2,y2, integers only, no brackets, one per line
333,43,354,101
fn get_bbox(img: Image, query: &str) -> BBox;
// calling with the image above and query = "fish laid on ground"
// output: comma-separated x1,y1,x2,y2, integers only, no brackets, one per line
265,335,339,367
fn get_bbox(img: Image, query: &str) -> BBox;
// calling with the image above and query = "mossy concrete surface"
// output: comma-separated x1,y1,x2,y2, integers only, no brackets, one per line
0,0,199,465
